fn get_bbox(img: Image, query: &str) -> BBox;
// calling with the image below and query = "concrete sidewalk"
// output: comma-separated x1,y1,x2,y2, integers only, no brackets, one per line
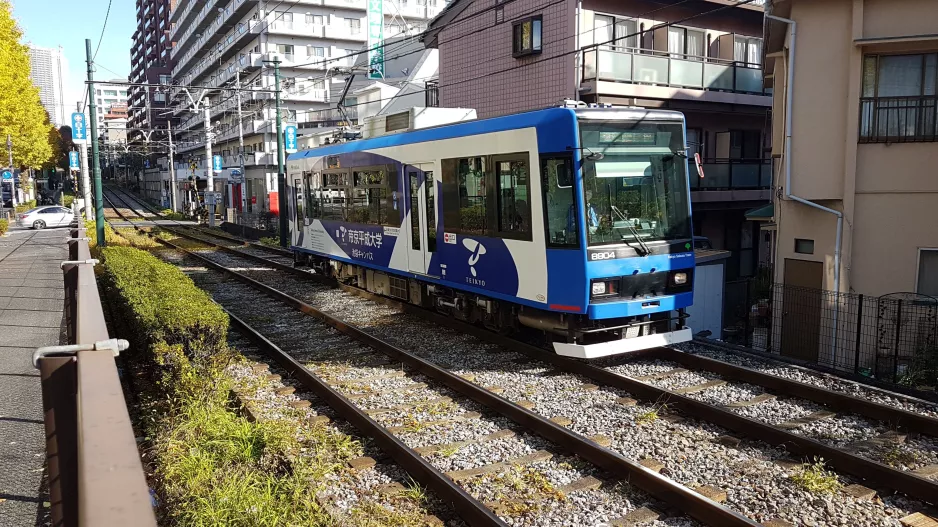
0,228,68,527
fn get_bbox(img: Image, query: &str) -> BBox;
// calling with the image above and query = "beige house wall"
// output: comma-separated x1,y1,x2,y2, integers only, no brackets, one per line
768,0,938,297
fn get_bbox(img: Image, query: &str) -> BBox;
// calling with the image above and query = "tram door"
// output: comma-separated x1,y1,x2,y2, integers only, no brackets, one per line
405,163,437,276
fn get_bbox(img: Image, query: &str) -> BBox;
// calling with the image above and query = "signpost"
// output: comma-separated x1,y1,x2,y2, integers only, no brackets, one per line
367,0,384,79
212,155,223,173
204,191,223,206
69,151,80,170
71,112,87,143
284,125,298,154
229,168,244,184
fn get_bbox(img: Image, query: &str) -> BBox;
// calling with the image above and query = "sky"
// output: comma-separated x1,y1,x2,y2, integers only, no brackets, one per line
11,0,136,117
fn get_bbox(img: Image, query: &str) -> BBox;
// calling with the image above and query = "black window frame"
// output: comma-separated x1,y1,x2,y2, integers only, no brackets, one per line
492,153,533,241
539,153,580,249
348,164,399,227
441,152,533,242
512,15,542,58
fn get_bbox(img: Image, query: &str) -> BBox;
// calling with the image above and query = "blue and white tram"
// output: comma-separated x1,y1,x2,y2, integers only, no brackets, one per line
286,106,696,358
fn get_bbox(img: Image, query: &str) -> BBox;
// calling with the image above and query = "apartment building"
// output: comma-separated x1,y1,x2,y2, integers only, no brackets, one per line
764,0,938,297
27,45,67,127
167,0,445,220
129,0,175,142
425,0,771,279
91,80,131,129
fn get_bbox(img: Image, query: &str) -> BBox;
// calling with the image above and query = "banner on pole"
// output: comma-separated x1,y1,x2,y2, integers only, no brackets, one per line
71,113,87,143
367,0,384,79
69,151,80,169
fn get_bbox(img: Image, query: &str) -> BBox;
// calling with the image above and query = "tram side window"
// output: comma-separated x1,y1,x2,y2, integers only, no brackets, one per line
494,154,531,240
541,156,579,248
442,156,487,235
321,171,348,220
349,165,399,226
304,171,321,220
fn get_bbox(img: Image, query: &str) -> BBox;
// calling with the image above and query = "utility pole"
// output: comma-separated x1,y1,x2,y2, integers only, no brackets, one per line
270,56,287,247
86,38,104,246
203,97,215,227
168,121,177,213
6,134,15,207
235,70,246,216
77,102,91,219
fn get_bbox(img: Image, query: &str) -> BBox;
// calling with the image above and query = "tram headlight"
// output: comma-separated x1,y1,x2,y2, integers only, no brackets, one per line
672,272,688,285
591,280,619,297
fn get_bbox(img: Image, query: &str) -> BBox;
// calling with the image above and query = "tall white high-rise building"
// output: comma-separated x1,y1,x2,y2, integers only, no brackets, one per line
28,45,68,127
169,0,445,215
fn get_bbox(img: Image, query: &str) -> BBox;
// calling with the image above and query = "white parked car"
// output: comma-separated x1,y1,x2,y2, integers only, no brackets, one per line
17,206,75,229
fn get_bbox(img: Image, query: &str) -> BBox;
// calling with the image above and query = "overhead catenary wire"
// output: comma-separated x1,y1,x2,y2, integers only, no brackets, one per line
144,0,759,156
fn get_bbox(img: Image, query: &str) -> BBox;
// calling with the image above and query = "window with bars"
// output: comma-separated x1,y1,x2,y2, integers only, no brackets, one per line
860,53,937,143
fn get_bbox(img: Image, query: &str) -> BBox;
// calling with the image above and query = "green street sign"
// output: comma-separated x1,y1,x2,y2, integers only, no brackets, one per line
367,0,384,79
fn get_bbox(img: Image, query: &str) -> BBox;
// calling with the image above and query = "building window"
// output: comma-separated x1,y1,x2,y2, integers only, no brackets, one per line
277,44,295,61
307,45,325,58
917,249,938,296
594,14,637,50
154,93,166,102
159,74,170,84
794,238,814,255
734,36,762,66
860,53,937,143
345,18,361,34
512,16,542,57
305,14,323,26
669,27,705,60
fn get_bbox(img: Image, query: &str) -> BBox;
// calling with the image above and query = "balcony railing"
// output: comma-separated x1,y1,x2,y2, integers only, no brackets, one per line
582,46,767,95
690,159,772,190
859,95,938,144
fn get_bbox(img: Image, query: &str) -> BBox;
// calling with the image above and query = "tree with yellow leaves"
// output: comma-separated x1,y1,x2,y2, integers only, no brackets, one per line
0,0,53,170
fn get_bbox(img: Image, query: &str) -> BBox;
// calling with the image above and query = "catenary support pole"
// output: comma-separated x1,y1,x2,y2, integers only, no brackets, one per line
77,103,91,219
236,70,246,217
168,121,177,213
204,97,215,227
273,57,287,247
86,39,104,247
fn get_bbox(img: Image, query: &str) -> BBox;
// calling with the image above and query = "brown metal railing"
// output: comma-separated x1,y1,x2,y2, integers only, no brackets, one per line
36,225,156,526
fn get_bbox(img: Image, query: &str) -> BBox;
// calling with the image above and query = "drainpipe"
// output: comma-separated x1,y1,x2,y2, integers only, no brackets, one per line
768,14,843,358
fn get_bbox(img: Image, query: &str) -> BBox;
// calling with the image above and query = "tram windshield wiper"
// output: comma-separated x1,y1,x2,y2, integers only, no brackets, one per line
611,205,650,256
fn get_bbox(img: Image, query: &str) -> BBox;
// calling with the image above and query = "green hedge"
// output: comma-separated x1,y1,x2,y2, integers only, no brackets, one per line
99,246,227,362
14,200,36,214
0,218,8,236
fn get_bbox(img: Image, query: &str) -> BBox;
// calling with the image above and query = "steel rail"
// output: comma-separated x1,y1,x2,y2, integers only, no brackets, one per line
361,296,938,506
650,347,938,436
224,309,508,527
106,192,938,505
141,233,759,527
105,185,293,256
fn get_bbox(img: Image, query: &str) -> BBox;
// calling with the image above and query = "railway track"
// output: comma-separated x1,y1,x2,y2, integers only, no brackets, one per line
103,190,746,526
104,186,938,526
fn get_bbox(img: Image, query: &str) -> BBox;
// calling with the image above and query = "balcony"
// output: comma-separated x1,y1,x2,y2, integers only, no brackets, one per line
323,0,365,8
858,95,938,144
581,47,771,106
690,159,772,203
224,151,273,167
325,23,365,41
283,87,328,103
268,20,325,38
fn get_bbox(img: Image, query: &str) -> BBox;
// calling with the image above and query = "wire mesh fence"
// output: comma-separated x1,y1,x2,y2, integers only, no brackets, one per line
720,274,938,390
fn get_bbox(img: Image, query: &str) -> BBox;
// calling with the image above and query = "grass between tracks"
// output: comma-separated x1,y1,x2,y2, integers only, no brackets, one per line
97,241,429,526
